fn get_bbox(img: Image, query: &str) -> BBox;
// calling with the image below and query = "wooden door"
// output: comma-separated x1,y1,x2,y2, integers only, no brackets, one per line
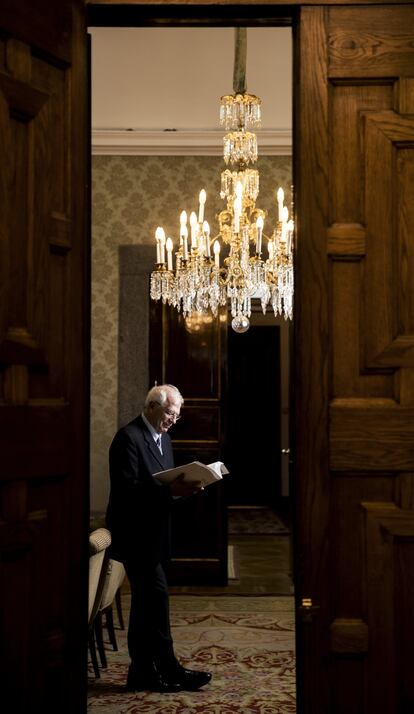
0,2,89,712
295,5,414,713
150,301,228,584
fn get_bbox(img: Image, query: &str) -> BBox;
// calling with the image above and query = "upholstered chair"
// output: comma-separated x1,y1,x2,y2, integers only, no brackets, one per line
88,527,111,677
94,559,126,666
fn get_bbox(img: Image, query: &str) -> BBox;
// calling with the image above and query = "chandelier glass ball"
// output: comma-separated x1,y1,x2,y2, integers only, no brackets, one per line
231,315,250,333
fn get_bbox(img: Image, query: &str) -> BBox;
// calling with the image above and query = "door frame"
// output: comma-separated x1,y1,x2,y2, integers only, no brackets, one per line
87,2,414,712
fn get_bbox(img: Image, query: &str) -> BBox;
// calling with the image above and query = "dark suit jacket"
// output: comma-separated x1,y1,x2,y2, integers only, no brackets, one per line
106,415,175,565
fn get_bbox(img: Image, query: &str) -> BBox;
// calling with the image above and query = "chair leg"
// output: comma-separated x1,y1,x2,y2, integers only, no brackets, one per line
115,587,125,630
88,630,100,678
105,606,118,651
94,612,107,669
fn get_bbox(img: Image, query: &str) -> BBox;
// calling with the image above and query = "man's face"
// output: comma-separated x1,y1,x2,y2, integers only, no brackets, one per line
147,398,181,434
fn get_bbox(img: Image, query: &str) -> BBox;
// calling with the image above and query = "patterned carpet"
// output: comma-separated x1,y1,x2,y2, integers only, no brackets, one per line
88,596,296,713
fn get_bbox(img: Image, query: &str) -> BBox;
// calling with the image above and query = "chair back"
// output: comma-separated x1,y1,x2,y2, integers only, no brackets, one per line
89,527,111,624
99,559,126,612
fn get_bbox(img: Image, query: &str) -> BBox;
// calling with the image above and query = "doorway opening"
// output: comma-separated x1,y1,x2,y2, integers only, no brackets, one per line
88,13,295,708
226,316,282,508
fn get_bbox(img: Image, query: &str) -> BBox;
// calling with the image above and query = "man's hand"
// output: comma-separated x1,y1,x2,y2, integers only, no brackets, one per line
169,473,205,498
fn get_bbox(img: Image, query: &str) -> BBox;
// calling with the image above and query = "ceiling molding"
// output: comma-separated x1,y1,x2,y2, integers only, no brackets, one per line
91,129,292,156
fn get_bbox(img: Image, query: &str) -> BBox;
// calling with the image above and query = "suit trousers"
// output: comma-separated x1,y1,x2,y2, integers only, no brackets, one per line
124,558,176,675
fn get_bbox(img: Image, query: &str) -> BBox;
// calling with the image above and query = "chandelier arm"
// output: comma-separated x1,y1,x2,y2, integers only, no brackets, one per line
233,28,247,95
216,268,229,287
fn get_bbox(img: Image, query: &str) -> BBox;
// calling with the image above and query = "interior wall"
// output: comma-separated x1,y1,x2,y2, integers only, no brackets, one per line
90,154,292,512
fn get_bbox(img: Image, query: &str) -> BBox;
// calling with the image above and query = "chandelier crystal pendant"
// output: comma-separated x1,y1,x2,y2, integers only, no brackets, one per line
150,32,294,332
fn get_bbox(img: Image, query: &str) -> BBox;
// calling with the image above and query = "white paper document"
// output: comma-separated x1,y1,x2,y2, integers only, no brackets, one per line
153,461,229,488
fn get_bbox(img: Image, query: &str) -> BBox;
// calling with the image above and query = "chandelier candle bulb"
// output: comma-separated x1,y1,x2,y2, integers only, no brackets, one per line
277,187,285,222
256,215,264,255
213,240,220,267
203,221,211,257
235,180,243,197
190,211,198,248
198,189,206,223
160,233,166,264
268,240,274,261
182,225,189,260
281,207,289,243
287,219,294,254
234,206,240,234
155,227,166,264
166,237,173,271
198,233,204,255
180,210,187,237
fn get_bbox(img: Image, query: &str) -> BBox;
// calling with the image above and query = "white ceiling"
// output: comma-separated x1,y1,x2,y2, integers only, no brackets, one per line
90,27,292,154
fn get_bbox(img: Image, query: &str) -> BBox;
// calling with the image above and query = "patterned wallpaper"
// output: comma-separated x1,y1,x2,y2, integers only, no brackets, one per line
91,154,292,512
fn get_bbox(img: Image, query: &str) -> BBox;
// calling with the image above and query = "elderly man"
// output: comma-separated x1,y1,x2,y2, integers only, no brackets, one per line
106,384,212,693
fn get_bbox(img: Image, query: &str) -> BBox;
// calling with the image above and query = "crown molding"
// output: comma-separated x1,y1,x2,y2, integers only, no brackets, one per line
91,129,292,156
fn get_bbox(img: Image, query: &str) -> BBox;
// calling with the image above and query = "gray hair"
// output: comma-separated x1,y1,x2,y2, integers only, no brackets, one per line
144,384,184,409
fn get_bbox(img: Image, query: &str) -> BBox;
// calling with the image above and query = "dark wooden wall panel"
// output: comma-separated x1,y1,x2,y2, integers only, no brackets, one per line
150,301,228,584
296,5,414,713
331,473,394,614
0,3,89,711
172,405,221,443
161,311,222,399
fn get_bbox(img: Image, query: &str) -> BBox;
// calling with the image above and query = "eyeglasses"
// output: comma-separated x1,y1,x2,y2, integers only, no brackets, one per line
154,403,181,422
162,408,181,422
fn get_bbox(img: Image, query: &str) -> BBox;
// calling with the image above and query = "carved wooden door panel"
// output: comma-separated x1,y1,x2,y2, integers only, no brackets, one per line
0,2,89,712
150,301,228,584
295,5,414,713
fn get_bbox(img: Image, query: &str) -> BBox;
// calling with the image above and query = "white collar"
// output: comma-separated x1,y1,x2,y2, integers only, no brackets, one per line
142,412,161,443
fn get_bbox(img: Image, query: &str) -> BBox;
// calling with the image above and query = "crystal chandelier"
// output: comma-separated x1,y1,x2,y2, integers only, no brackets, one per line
150,32,294,333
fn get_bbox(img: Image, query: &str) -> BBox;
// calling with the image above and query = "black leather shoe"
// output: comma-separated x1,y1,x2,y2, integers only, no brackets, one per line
175,667,212,691
126,664,182,693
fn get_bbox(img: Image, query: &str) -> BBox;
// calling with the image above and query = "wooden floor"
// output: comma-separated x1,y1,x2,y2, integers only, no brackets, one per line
168,531,294,596
114,507,295,598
